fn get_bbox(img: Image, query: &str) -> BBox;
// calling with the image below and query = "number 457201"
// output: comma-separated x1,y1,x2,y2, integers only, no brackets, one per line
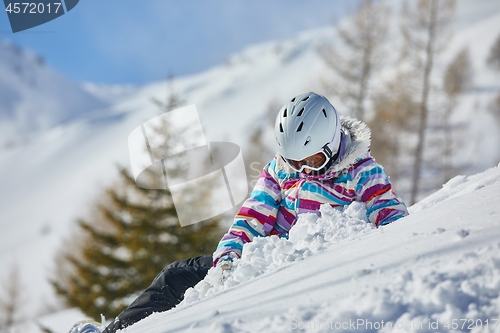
6,2,62,14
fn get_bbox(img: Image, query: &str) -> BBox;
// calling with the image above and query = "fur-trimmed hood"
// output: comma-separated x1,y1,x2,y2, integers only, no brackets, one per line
276,116,371,180
328,116,371,174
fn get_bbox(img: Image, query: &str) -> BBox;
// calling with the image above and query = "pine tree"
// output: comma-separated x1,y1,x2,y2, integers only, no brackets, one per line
151,74,185,114
52,168,221,319
51,79,223,319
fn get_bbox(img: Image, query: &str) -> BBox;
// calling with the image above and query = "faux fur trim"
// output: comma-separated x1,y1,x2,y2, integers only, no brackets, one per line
327,116,371,174
274,116,371,179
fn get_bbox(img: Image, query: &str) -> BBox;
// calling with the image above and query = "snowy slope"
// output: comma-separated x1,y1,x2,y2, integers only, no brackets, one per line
0,19,337,321
107,163,500,333
0,40,109,149
0,0,499,329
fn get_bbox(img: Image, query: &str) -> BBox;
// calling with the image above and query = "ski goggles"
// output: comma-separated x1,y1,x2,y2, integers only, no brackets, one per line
284,143,335,173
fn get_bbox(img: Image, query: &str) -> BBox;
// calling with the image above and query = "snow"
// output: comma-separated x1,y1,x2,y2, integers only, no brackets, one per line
120,163,500,333
0,40,108,149
15,309,89,333
181,203,373,304
0,0,499,331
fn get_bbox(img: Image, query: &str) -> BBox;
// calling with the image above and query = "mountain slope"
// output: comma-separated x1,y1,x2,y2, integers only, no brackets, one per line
119,163,500,333
0,0,499,330
0,40,108,149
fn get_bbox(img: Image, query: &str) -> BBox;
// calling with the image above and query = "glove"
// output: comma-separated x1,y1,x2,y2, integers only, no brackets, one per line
215,251,239,271
69,315,106,333
217,258,233,271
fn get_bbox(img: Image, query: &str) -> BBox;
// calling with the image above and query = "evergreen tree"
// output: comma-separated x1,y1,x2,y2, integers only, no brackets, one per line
52,168,221,319
51,79,222,319
151,74,185,114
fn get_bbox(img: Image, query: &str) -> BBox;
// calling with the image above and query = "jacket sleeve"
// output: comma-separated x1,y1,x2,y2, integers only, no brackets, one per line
352,157,409,226
213,158,282,266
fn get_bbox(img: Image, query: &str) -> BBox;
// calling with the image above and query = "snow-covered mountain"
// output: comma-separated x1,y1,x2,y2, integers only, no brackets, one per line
0,40,109,149
0,0,499,331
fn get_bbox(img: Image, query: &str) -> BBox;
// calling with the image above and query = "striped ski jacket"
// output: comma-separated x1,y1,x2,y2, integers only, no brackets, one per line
213,117,409,265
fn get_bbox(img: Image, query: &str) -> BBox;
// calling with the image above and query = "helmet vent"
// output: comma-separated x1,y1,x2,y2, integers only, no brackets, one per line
302,96,310,102
296,122,304,132
291,97,296,102
297,108,304,117
304,136,311,146
283,108,287,117
280,123,284,133
322,108,327,117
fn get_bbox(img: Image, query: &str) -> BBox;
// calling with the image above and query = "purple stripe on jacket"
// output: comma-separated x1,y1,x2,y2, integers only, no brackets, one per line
245,198,276,213
237,207,270,226
361,183,391,202
257,176,281,197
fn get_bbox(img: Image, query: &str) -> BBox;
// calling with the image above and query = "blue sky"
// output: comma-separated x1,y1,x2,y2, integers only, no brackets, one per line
0,0,359,85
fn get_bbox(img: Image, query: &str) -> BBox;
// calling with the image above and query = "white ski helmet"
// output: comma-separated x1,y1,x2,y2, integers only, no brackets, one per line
275,92,341,170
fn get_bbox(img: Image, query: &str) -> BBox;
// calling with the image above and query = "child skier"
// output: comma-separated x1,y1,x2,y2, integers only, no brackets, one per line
70,92,409,333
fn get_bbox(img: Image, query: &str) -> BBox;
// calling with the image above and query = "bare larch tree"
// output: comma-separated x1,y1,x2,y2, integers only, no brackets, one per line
401,0,456,204
320,0,391,122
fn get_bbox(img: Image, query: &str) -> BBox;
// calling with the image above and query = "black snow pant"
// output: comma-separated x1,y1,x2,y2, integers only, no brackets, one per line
103,255,212,333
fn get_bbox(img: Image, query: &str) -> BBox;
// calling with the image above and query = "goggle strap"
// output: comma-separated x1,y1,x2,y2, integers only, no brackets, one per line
324,127,343,160
322,143,333,158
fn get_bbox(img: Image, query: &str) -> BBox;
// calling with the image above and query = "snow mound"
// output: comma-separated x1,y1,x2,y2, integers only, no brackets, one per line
244,244,500,333
411,162,500,214
181,202,375,306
